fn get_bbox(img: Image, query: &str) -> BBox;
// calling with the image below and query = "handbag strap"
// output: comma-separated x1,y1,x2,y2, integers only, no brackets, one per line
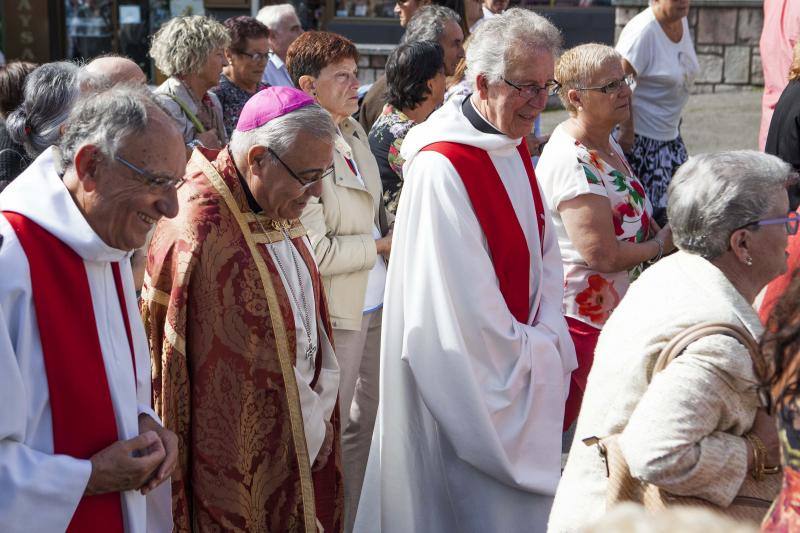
652,321,767,384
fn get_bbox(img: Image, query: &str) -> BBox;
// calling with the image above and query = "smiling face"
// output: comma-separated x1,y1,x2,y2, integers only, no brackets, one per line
439,20,465,77
311,57,360,123
476,47,554,139
229,36,270,90
82,112,186,251
573,59,632,127
246,130,334,220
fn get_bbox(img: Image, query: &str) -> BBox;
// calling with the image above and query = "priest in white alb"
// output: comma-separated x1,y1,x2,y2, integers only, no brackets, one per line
0,86,182,532
354,9,577,533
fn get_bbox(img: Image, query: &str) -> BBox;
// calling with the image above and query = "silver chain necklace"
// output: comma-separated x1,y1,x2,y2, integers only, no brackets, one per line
256,219,316,361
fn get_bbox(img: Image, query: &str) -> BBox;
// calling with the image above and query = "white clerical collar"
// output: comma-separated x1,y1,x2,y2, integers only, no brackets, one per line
0,147,130,262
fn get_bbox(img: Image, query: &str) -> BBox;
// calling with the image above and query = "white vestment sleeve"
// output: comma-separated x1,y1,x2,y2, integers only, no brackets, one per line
397,152,570,492
0,306,92,533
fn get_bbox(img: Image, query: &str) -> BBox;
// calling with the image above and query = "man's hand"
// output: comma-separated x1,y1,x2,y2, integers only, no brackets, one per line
138,414,179,494
312,420,334,472
85,432,165,495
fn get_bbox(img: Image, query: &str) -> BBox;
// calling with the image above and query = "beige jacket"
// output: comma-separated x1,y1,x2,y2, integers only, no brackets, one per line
153,77,227,146
549,251,763,532
301,117,391,331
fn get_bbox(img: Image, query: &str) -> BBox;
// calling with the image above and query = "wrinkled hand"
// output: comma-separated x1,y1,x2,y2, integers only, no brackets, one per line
751,408,780,467
196,129,222,150
85,432,165,495
138,414,178,494
375,232,392,259
312,420,335,472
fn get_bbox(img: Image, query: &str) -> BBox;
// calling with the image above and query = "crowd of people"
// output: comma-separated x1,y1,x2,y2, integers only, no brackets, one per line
3,0,800,532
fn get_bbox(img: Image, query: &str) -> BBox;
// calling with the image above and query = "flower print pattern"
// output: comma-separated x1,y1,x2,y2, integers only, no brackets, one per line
369,104,416,215
574,274,621,325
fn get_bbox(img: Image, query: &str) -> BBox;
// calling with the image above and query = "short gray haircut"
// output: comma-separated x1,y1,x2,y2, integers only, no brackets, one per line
58,84,162,170
256,3,298,30
466,8,562,86
402,5,461,44
228,103,336,160
668,151,793,259
7,61,80,158
149,16,230,77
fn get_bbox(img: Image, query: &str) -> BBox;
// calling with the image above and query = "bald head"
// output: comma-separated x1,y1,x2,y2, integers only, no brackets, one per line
83,56,146,90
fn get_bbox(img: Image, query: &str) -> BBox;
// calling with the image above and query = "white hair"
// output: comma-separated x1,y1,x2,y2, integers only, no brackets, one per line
58,84,166,169
256,4,298,30
668,151,793,259
229,103,335,160
466,7,562,87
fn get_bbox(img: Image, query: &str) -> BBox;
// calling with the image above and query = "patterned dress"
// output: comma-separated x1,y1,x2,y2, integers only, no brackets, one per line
763,399,800,531
367,104,416,215
210,75,268,139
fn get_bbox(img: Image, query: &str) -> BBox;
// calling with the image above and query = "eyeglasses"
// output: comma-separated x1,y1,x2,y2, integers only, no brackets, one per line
736,212,800,235
501,77,558,98
236,50,270,62
115,155,185,190
266,147,334,189
576,74,635,94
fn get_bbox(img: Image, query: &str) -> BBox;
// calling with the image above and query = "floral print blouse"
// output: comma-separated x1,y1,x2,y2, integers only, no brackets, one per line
537,124,653,328
368,104,417,215
210,75,268,139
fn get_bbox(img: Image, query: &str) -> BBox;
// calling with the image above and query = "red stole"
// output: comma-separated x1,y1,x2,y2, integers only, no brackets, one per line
3,212,129,533
420,141,545,324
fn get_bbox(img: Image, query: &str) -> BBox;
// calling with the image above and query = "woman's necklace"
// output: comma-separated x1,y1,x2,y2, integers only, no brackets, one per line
256,218,316,361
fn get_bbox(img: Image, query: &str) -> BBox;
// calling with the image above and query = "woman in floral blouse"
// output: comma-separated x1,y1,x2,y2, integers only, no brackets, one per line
368,40,446,214
537,43,674,430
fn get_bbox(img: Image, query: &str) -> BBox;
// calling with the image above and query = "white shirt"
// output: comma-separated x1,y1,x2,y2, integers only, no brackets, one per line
354,95,577,533
262,53,295,88
0,148,171,533
616,7,699,141
266,236,339,463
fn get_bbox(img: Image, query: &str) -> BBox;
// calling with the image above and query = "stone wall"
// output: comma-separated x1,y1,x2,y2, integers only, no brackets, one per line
613,0,763,93
356,44,393,85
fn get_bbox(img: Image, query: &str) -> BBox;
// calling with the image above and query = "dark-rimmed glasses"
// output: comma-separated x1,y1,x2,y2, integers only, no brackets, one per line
576,74,635,94
236,50,270,62
502,77,559,98
266,147,334,189
736,212,800,235
115,155,185,190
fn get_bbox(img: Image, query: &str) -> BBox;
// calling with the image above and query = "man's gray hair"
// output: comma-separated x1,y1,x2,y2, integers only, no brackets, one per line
402,5,461,44
256,3,298,30
7,61,80,158
228,103,336,160
466,8,562,86
58,84,160,170
668,151,793,259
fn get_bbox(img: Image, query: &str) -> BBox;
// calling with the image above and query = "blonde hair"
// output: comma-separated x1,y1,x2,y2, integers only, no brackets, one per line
555,42,622,115
149,16,231,77
790,40,800,81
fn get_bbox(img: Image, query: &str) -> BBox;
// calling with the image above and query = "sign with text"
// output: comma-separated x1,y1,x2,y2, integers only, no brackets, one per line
3,0,52,63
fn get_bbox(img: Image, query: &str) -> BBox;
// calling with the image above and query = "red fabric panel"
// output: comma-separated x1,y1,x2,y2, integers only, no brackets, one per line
111,262,137,385
3,212,125,533
563,316,601,430
515,141,547,253
420,141,543,324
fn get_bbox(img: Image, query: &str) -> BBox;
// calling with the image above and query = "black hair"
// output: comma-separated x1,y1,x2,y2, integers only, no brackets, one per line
385,40,444,111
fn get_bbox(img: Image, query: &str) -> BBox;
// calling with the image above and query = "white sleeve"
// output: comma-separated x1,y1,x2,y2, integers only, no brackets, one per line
538,139,609,212
0,304,92,533
395,152,572,492
616,21,654,78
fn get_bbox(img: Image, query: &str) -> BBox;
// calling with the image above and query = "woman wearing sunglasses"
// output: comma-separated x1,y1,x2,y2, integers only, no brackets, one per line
537,43,674,432
550,150,792,532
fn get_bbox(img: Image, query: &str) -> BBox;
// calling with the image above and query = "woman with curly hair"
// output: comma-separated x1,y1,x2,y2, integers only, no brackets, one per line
537,43,672,430
150,15,230,151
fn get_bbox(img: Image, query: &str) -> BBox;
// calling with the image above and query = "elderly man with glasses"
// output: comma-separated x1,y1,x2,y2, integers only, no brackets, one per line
354,9,577,533
0,84,181,533
141,86,344,533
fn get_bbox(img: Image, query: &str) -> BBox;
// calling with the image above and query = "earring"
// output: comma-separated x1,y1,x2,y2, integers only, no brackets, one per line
745,256,753,266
